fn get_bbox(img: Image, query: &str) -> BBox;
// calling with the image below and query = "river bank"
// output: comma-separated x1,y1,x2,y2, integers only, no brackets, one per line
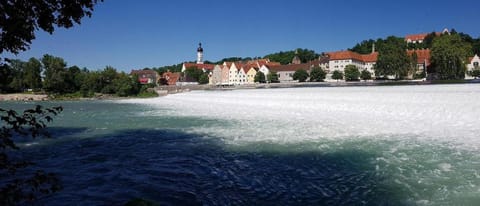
158,79,480,94
2,79,479,101
0,93,49,101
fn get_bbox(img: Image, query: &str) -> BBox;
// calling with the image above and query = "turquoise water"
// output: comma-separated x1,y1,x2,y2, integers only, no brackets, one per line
2,85,480,205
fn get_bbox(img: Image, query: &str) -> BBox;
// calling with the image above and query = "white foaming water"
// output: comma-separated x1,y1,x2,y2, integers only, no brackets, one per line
119,84,480,148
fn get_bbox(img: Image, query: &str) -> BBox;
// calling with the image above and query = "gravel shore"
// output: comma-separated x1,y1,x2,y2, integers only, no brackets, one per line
0,94,49,101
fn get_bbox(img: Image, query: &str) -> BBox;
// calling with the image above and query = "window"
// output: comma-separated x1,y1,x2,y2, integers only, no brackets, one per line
474,62,479,67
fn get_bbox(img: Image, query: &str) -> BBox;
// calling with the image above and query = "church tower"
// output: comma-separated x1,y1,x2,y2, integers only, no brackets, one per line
292,49,301,64
197,42,204,64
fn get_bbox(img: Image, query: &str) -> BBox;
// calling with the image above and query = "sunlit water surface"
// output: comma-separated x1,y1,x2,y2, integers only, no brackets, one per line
2,84,480,205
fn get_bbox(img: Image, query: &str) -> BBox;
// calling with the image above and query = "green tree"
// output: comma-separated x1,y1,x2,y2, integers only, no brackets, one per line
24,58,43,91
309,67,326,82
0,0,102,55
254,72,266,83
198,73,209,84
41,54,68,93
375,36,410,79
154,63,183,74
293,69,309,82
264,49,319,65
344,65,360,81
431,34,472,80
360,70,372,81
81,71,103,94
0,0,101,201
0,64,14,93
350,39,376,54
100,66,118,94
7,59,26,92
423,32,438,49
332,70,344,81
267,71,279,83
65,66,84,92
113,72,139,97
0,106,63,205
184,67,204,82
472,39,480,55
408,52,419,79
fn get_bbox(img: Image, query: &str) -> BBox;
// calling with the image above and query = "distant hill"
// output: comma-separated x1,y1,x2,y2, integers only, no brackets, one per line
263,48,320,65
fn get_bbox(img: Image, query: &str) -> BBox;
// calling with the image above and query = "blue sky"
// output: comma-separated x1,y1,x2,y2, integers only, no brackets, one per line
5,0,480,72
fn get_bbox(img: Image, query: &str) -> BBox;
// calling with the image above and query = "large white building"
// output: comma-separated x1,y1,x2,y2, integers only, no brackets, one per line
325,50,378,75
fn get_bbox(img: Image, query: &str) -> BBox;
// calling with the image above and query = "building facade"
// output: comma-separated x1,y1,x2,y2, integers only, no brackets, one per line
130,69,159,85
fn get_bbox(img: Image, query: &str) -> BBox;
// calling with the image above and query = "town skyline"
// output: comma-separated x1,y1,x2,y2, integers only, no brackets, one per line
4,0,480,72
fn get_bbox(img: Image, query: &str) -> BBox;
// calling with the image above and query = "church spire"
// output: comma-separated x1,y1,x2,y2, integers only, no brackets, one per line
197,42,204,64
292,49,301,64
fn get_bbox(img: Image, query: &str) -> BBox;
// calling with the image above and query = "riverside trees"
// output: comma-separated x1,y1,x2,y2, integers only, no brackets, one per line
1,55,149,97
374,36,410,79
344,65,360,81
430,34,472,80
0,0,103,204
293,69,309,82
332,70,344,81
309,67,326,82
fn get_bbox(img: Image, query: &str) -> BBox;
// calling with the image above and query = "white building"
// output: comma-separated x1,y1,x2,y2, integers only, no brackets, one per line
466,54,480,79
326,50,378,75
228,62,240,85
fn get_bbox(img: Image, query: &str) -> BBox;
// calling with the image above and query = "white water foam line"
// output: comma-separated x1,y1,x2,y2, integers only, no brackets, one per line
118,84,480,149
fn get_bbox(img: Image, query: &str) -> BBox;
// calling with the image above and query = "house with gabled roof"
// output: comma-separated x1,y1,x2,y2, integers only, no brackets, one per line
258,64,270,80
228,62,241,85
161,71,181,85
237,67,248,85
245,66,258,84
361,52,378,73
466,54,480,79
130,69,159,85
210,65,222,85
405,28,449,44
326,51,373,73
220,64,230,85
407,49,431,77
269,63,313,82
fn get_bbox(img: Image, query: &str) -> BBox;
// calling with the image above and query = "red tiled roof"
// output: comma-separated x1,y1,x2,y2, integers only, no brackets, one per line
162,72,181,85
326,51,364,61
407,49,431,65
362,52,378,62
405,32,441,42
184,63,215,70
405,33,429,41
269,63,313,72
130,69,158,76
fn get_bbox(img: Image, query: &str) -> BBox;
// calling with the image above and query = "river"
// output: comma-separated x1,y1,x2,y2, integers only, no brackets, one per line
2,84,480,205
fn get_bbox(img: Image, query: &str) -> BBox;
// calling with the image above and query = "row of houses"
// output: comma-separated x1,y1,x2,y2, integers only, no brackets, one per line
131,30,480,86
178,48,432,85
175,51,478,86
